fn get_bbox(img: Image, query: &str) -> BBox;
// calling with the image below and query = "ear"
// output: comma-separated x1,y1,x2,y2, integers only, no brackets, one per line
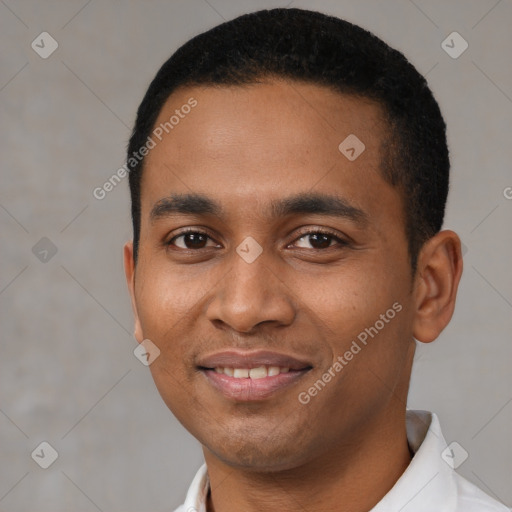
124,241,144,343
412,230,463,343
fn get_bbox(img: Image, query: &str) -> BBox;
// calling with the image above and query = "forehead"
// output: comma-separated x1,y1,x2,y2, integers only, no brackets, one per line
140,80,396,224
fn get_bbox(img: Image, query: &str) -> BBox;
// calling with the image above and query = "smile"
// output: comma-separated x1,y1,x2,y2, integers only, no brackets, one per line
200,367,311,401
197,349,313,401
213,365,291,378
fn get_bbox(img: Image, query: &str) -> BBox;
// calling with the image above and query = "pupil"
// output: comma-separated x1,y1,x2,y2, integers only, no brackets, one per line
310,233,331,249
186,233,206,249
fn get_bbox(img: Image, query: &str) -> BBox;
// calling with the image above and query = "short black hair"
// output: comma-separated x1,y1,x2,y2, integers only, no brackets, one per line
127,7,449,270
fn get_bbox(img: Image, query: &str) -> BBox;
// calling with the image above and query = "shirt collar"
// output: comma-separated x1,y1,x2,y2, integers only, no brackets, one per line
182,459,209,512
182,410,458,512
371,410,458,511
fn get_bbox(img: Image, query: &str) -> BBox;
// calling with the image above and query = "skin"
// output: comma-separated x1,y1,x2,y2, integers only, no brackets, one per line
124,80,463,512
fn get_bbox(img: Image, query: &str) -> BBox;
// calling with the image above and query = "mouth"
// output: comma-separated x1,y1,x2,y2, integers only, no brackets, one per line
197,350,313,401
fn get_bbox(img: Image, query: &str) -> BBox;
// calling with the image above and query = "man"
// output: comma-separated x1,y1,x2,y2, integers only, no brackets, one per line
123,8,508,512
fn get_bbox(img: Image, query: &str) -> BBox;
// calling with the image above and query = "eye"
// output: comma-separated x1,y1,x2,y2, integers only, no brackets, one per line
168,229,219,250
166,228,349,252
292,230,348,250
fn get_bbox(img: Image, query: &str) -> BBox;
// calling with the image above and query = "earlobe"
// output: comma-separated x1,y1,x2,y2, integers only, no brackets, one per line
412,230,463,343
123,241,144,343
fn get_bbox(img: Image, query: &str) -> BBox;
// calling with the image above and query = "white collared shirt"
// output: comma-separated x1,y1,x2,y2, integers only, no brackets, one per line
174,410,510,512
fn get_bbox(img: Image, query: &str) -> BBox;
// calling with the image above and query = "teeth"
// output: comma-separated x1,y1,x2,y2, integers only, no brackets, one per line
213,366,292,378
249,366,267,379
268,366,280,376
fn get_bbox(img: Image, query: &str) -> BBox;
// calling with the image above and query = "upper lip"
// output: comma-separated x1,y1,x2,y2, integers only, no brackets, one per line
197,350,313,370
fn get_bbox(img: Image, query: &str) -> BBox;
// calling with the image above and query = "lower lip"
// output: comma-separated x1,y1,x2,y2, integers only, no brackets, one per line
200,369,310,401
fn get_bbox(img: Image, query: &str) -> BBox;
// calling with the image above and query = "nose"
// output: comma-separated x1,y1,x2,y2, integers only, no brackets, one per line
205,248,296,334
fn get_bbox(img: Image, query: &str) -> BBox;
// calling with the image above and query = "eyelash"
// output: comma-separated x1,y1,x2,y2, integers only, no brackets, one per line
166,227,349,251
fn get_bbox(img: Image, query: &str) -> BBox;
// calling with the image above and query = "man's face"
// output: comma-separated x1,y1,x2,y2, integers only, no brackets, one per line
125,81,417,471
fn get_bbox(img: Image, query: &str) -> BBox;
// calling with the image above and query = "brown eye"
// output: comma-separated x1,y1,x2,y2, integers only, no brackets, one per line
169,231,216,250
294,231,346,250
307,233,333,249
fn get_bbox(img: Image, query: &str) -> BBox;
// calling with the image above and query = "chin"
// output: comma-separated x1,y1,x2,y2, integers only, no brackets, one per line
200,424,315,473
214,446,307,473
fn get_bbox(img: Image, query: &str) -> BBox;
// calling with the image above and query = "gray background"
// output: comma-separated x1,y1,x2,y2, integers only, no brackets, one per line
1,0,511,510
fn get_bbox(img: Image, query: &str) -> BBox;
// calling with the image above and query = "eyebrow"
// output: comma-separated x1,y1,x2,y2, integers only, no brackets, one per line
150,192,368,225
151,193,221,219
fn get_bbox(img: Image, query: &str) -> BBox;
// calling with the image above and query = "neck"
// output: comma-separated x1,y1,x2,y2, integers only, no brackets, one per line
204,408,412,512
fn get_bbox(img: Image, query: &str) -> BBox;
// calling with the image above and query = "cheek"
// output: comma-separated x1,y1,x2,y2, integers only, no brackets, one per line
134,258,226,379
133,267,194,386
135,265,201,413
296,259,401,348
135,259,201,336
